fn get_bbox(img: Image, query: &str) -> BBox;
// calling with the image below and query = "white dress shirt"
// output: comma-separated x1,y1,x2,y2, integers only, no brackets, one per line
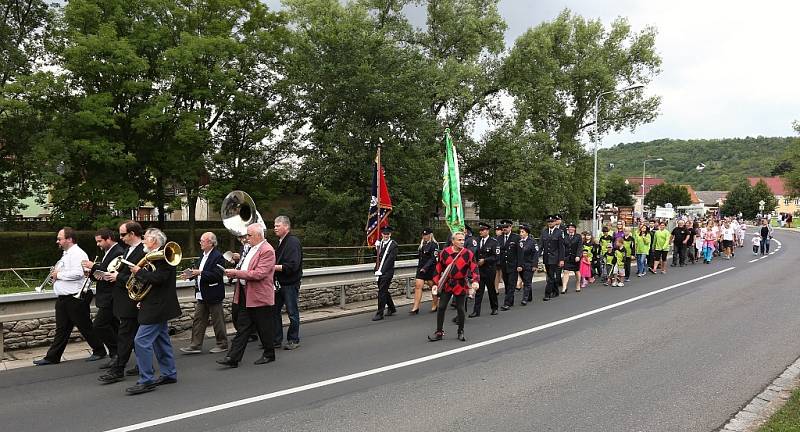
196,250,210,300
53,244,89,296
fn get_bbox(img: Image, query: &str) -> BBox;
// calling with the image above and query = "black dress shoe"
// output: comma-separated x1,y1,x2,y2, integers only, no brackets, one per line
490,309,498,315
125,382,156,395
216,357,238,368
468,312,479,318
500,305,511,311
125,366,139,376
99,356,117,369
248,334,259,341
85,354,106,362
427,331,443,342
98,371,125,384
254,356,275,365
154,376,177,386
386,309,396,317
33,358,56,366
371,314,384,321
542,297,550,301
457,331,466,342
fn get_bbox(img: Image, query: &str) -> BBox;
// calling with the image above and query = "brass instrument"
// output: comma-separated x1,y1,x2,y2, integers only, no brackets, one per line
74,255,99,299
221,190,263,237
35,266,56,293
126,241,182,301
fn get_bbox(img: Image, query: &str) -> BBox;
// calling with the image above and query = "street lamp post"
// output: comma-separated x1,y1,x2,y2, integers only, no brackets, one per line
592,83,644,237
641,157,663,215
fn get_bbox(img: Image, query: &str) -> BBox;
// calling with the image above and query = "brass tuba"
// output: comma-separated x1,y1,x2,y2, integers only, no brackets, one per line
221,190,263,237
126,241,182,301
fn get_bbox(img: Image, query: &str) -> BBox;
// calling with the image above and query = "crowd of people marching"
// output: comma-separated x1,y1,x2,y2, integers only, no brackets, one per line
390,214,778,342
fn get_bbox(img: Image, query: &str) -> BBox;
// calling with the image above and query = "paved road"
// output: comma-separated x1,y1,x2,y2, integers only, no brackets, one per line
1,231,797,432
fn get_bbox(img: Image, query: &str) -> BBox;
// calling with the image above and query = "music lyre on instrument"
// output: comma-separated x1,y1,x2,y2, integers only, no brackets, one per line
74,255,99,299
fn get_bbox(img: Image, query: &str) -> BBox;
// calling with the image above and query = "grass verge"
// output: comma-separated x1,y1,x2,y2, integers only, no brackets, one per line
758,387,800,431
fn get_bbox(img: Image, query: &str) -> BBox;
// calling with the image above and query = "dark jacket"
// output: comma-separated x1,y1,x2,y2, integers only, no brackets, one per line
275,234,303,286
475,236,498,274
416,240,439,277
376,239,397,278
501,233,521,272
90,243,124,309
134,258,182,325
539,227,566,265
113,243,145,319
191,248,225,304
562,233,583,266
517,235,539,271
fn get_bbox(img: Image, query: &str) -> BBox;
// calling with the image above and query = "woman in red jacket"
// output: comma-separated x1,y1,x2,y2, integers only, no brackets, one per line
428,232,479,342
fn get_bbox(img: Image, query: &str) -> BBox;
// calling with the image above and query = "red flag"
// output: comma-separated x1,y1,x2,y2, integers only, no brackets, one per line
365,154,392,246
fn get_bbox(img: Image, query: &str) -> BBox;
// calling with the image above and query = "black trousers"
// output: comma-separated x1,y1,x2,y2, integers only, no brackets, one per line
228,304,275,362
376,275,396,315
473,269,497,314
544,264,559,298
521,268,534,301
45,296,106,363
672,244,687,265
93,306,118,357
111,317,138,373
501,268,518,306
623,257,632,279
436,291,465,333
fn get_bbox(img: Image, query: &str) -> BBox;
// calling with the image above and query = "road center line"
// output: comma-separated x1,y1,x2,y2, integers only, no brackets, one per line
105,267,736,432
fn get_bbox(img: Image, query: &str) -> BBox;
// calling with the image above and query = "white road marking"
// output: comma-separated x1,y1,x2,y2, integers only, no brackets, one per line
748,259,758,263
104,267,737,432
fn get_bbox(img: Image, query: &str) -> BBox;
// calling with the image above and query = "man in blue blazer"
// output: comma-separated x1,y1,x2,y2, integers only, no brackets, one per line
181,232,228,354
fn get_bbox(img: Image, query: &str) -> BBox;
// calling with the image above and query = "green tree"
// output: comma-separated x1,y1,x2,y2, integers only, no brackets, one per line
0,0,53,219
782,121,800,198
601,173,635,206
751,179,778,214
644,183,691,208
721,181,755,218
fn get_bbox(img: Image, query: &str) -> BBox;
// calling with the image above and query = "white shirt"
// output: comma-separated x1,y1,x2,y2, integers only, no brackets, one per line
722,227,735,241
239,240,265,284
196,250,210,300
53,244,89,296
126,240,142,259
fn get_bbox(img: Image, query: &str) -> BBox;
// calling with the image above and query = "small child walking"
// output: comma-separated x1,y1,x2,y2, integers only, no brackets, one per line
579,249,592,290
603,244,617,286
751,234,761,255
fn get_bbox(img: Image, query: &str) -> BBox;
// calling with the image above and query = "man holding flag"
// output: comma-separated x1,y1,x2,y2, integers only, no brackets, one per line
365,144,395,321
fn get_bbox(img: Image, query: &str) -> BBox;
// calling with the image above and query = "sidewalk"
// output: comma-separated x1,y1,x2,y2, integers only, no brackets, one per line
2,275,546,371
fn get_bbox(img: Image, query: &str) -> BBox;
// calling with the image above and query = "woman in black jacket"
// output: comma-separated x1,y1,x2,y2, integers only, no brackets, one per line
561,223,583,294
411,228,438,314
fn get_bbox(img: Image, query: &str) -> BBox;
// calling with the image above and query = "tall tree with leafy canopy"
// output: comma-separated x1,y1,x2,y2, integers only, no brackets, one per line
601,174,635,207
0,0,53,220
644,183,691,208
467,9,661,222
782,121,800,199
721,181,755,218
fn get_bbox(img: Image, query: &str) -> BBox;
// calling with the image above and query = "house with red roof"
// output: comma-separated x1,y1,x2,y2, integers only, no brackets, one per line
748,177,798,215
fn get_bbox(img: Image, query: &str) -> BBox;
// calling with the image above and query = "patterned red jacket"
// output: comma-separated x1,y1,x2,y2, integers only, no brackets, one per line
432,246,479,295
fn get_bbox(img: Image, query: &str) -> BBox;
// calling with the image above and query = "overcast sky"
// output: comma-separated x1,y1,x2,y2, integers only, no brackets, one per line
266,0,800,145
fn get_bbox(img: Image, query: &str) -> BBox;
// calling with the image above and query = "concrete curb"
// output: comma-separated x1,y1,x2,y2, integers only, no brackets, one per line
719,355,800,432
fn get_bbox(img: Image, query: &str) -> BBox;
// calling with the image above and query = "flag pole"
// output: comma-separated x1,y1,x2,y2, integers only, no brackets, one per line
376,140,381,236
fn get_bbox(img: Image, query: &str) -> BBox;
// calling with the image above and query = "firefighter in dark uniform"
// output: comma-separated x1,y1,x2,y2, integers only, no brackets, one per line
539,215,565,301
517,223,539,305
493,224,504,298
499,219,520,310
470,222,499,317
552,214,565,297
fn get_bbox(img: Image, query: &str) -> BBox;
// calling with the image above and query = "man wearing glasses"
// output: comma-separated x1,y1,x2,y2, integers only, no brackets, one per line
98,221,145,384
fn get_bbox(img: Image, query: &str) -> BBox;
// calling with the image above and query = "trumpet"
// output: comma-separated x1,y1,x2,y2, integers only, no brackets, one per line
35,257,64,293
74,255,99,299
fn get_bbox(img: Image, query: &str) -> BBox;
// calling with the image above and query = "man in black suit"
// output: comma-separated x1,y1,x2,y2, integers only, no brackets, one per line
499,219,520,311
272,216,304,350
539,215,565,301
181,232,228,354
126,228,182,395
372,226,397,321
470,222,499,317
99,220,145,384
517,224,539,305
83,228,124,369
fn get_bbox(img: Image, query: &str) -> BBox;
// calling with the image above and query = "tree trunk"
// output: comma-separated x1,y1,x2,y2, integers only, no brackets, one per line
187,184,198,257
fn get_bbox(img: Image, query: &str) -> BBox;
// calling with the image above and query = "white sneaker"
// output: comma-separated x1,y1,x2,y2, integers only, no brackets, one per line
612,281,618,287
618,282,624,287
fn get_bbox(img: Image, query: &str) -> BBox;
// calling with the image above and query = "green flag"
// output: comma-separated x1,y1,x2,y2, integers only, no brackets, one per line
442,129,465,233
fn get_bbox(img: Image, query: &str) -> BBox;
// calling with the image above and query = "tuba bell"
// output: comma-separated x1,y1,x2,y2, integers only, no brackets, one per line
221,190,264,236
126,241,182,301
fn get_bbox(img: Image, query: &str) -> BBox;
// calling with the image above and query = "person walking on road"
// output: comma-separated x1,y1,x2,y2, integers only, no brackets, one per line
428,232,478,342
652,222,670,274
633,223,651,277
759,218,774,255
411,228,439,314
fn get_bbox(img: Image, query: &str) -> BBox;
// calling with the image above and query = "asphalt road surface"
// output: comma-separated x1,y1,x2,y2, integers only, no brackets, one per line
1,231,797,432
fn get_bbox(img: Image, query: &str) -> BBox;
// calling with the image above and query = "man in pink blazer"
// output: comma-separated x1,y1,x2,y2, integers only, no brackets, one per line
218,223,276,367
